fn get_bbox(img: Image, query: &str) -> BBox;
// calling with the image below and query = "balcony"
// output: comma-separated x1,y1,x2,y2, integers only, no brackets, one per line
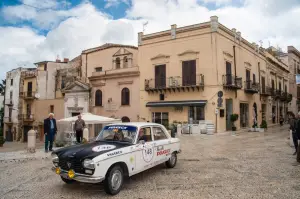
222,75,242,89
4,117,13,124
260,86,272,96
287,93,293,103
24,91,36,100
23,70,37,79
280,92,288,101
244,81,259,94
23,114,34,122
5,99,13,106
272,89,282,99
145,75,204,93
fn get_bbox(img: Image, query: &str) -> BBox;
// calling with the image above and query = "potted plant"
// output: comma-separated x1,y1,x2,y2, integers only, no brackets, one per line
259,120,268,132
230,114,239,131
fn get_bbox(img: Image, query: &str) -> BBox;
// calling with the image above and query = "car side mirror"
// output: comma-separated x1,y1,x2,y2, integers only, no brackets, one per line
138,140,145,145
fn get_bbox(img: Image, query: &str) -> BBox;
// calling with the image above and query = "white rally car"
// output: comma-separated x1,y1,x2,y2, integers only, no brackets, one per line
51,122,181,195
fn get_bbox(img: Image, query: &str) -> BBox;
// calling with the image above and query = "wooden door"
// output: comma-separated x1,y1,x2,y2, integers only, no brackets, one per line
182,60,196,86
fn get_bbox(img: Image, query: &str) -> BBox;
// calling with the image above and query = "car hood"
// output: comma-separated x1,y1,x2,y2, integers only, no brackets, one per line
54,141,131,160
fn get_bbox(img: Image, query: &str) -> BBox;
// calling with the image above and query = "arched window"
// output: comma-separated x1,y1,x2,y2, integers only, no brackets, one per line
121,116,130,123
95,90,102,106
116,57,121,69
121,87,130,105
123,56,128,68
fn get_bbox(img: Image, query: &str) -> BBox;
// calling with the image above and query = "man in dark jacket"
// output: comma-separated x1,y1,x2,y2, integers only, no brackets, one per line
44,113,57,152
73,114,85,143
292,112,300,166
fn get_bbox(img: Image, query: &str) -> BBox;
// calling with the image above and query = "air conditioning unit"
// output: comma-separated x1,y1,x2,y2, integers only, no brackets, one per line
169,77,178,87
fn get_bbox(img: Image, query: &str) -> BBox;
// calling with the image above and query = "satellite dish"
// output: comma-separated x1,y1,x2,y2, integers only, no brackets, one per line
35,93,40,99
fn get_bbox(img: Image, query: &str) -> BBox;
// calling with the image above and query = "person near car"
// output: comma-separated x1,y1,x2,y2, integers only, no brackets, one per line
74,114,86,143
138,128,147,142
44,113,57,153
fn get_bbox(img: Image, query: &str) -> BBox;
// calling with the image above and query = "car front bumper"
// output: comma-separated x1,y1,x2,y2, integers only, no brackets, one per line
52,167,104,184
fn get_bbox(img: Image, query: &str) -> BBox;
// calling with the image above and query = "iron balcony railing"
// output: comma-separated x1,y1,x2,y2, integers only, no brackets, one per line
4,99,13,106
3,117,13,123
24,91,36,99
145,75,204,90
244,80,259,93
23,114,35,121
260,86,272,96
222,74,242,89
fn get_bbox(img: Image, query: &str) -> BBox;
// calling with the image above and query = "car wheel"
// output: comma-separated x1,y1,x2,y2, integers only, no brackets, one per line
60,176,75,184
104,165,124,195
165,152,177,168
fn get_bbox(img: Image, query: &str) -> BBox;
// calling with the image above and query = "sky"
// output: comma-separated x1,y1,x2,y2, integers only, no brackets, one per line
1,0,300,80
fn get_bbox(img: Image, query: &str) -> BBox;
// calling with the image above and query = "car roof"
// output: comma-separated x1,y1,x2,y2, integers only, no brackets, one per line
106,122,164,128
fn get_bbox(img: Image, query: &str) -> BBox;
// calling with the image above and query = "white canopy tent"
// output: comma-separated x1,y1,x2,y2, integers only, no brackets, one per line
57,112,122,124
56,113,122,144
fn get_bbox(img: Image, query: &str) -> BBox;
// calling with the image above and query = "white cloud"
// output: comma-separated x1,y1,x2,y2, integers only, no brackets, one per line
104,0,130,8
1,0,300,80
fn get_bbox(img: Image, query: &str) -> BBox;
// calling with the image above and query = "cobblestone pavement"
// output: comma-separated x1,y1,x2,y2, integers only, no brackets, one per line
1,125,300,199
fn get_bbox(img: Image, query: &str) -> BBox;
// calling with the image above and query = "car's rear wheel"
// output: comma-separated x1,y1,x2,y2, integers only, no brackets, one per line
60,176,75,184
165,152,177,168
104,165,124,195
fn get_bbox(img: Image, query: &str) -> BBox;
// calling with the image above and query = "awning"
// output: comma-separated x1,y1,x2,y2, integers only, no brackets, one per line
146,100,207,107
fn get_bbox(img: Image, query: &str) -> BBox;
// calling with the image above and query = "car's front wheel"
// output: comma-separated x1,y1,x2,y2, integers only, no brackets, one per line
165,152,177,168
60,176,75,184
104,165,124,195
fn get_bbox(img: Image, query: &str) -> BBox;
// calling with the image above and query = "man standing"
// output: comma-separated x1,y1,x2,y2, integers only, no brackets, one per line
74,114,85,143
44,113,57,153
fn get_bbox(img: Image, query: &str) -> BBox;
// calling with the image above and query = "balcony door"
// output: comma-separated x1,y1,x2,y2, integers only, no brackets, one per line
182,60,196,86
155,65,166,89
27,82,32,97
261,76,266,93
226,61,232,85
246,70,251,89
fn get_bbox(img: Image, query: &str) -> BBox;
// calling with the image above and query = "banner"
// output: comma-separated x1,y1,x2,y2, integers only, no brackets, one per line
296,74,300,85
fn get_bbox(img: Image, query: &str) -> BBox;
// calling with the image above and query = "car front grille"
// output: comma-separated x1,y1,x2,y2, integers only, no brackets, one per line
58,158,85,174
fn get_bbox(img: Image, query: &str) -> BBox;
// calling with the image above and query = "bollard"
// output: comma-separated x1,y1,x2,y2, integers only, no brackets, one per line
83,127,89,143
27,129,36,153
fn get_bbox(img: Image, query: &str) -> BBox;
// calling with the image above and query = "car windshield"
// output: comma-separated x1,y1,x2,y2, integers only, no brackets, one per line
96,125,137,144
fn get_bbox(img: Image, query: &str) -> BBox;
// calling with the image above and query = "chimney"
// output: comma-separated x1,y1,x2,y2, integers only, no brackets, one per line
56,59,61,63
171,24,177,39
236,31,241,42
63,58,69,63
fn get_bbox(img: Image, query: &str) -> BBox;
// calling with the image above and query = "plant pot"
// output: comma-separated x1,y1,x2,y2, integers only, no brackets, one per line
232,126,237,131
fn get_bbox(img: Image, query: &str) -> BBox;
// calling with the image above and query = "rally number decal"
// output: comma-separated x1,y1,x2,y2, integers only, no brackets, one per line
142,145,154,162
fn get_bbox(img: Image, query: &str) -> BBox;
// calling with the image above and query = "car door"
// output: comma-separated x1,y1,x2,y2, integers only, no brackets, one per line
152,126,171,166
135,126,155,172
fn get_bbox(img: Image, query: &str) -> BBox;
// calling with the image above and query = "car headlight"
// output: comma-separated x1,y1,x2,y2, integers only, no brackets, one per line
83,159,95,169
51,153,59,163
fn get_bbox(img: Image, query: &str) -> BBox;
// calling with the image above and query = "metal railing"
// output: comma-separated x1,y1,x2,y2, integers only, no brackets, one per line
3,117,13,123
23,91,36,99
23,114,35,121
222,75,242,89
260,86,272,96
4,99,13,105
145,75,204,90
244,80,259,92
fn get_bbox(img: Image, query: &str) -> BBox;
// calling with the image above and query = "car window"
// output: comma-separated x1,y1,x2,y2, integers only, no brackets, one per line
96,125,137,144
137,127,152,143
153,127,168,141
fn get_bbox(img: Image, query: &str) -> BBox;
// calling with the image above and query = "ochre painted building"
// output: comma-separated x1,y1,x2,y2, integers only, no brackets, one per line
138,16,290,132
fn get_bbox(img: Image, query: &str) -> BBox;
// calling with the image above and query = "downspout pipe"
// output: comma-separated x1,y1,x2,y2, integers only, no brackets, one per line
233,45,237,98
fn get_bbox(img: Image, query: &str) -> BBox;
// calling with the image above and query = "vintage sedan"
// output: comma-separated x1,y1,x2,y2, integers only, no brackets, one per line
51,122,181,195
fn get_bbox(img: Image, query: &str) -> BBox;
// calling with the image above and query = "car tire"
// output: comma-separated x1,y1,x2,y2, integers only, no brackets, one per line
104,165,124,195
165,152,177,168
60,176,75,184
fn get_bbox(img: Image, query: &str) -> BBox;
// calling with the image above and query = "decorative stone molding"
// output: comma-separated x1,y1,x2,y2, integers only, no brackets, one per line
118,80,133,85
178,50,199,57
151,54,170,60
210,16,219,32
223,51,233,58
171,24,177,39
245,62,252,67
